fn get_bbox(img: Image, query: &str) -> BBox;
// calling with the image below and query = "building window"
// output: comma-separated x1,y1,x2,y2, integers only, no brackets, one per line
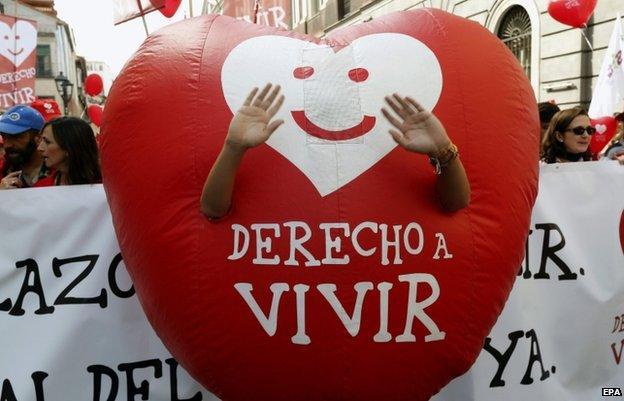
36,45,53,78
338,0,350,18
497,6,531,79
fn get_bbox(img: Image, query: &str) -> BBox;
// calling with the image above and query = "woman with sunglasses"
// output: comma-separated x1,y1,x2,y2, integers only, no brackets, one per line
541,107,595,164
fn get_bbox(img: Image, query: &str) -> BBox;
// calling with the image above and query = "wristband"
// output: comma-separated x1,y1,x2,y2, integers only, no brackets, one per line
429,143,459,175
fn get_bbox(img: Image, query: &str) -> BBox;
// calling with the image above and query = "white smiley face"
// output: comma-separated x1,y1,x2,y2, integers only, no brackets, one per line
221,33,443,196
0,20,37,67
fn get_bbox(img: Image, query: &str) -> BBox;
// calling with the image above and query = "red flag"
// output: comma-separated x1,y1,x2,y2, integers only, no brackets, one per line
0,15,37,109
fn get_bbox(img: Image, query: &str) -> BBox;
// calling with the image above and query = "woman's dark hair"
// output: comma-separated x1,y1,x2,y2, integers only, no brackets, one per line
540,107,592,164
538,102,560,126
43,117,101,184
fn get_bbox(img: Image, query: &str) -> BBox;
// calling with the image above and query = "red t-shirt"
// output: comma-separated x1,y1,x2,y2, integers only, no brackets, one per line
32,171,57,187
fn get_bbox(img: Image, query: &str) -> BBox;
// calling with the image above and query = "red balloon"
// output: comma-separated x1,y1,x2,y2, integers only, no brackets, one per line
547,0,597,28
159,0,182,17
85,74,104,97
590,116,618,155
101,11,538,401
87,104,103,127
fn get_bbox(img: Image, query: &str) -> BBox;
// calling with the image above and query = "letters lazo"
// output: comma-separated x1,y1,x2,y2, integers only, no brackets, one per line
100,9,538,401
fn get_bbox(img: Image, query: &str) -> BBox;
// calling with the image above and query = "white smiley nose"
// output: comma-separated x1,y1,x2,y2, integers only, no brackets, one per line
302,46,366,131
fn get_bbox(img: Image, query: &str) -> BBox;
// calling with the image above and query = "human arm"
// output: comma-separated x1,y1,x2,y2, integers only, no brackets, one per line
200,84,285,219
381,94,470,212
611,149,624,166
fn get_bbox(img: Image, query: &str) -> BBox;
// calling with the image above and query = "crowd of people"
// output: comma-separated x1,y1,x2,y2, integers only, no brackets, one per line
0,101,101,189
0,94,622,196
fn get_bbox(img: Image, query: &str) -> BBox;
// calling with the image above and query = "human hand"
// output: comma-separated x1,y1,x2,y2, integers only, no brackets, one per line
225,83,285,152
612,150,624,165
0,171,21,189
381,94,451,156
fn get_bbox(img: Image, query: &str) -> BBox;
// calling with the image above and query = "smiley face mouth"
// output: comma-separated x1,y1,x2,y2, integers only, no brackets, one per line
291,110,376,141
8,48,23,56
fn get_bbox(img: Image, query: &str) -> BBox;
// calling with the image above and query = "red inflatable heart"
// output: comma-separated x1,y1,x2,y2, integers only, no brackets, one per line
590,116,618,156
101,10,538,401
547,0,597,28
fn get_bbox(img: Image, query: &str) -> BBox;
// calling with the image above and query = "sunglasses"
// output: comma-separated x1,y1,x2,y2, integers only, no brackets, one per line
565,126,596,136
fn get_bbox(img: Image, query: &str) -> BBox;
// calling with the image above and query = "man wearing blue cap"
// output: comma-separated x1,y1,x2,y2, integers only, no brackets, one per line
0,105,49,189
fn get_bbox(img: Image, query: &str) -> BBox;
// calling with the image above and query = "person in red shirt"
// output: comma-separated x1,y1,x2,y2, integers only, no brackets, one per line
37,117,101,185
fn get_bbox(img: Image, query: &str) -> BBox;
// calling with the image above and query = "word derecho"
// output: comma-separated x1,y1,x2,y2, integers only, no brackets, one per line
228,220,452,345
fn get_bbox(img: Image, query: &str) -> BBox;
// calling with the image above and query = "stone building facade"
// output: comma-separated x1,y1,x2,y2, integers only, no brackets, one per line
0,0,82,114
291,0,622,108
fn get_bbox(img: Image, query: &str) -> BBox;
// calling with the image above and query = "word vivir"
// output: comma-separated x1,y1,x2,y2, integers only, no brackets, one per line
235,272,445,345
0,87,35,109
229,221,453,266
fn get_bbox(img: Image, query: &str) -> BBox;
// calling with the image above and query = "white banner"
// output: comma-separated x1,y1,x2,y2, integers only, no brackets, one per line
0,185,211,401
0,162,623,400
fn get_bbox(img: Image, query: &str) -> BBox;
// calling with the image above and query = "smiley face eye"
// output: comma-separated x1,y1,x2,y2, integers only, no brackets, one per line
15,35,20,40
348,68,369,83
293,66,314,79
3,36,8,40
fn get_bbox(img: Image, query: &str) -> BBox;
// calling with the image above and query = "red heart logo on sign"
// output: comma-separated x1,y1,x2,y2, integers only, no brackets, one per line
101,10,538,401
590,116,618,155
